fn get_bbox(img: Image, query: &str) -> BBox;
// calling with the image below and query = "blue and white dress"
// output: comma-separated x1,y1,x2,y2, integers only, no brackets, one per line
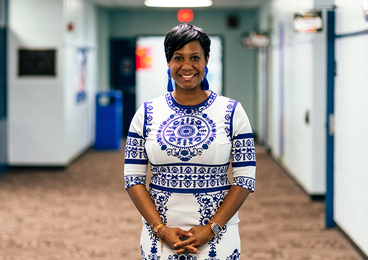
124,91,256,260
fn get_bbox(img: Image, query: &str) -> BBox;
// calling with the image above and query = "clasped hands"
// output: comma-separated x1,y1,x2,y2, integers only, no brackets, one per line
161,225,215,254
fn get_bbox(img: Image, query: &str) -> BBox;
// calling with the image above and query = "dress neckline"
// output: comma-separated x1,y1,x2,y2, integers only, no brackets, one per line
168,91,216,109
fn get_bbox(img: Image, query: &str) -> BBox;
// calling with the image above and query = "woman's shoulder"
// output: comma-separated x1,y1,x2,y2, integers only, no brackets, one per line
145,93,168,104
213,92,240,105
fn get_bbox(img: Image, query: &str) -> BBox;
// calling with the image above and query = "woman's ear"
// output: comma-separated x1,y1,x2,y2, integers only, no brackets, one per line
206,54,210,66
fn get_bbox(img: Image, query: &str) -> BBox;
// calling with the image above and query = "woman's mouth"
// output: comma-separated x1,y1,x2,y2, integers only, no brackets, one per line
181,74,195,79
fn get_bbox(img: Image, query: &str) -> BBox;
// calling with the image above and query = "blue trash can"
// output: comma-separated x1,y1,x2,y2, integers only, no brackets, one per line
95,90,123,150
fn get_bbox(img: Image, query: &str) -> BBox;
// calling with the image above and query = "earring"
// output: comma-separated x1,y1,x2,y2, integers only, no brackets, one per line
167,68,173,92
202,67,209,91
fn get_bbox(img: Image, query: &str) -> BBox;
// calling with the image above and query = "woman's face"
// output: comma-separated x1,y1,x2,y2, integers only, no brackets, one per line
168,40,209,92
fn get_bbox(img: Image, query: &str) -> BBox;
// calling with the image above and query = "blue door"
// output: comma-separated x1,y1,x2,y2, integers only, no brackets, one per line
110,39,136,137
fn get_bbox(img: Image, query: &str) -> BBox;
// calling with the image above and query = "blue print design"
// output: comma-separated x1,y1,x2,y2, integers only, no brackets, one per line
168,254,198,260
143,222,161,260
141,189,171,260
226,249,240,260
155,93,218,162
195,192,228,260
157,114,216,161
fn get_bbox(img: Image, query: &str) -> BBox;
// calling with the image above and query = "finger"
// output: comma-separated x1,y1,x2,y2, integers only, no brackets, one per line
177,229,193,238
174,245,199,254
173,238,193,248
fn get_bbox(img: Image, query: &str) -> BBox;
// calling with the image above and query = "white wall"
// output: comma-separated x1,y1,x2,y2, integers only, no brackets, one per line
334,0,368,255
8,0,98,165
63,0,98,164
258,0,328,195
8,0,65,164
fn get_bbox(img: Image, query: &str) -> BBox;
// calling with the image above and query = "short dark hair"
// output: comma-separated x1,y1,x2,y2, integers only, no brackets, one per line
164,23,211,63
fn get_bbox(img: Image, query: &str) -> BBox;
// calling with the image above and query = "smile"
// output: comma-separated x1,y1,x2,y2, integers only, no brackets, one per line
181,74,195,79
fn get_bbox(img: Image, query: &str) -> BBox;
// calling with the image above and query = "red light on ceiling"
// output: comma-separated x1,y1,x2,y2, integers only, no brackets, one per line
178,9,193,23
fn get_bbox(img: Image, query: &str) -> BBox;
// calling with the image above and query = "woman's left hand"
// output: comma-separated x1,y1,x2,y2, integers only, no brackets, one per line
172,225,214,254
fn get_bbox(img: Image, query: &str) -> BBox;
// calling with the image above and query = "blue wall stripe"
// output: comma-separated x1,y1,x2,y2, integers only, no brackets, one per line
0,0,7,175
325,10,335,228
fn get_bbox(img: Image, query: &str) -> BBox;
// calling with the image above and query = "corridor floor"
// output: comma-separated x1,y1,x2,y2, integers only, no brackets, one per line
0,144,362,260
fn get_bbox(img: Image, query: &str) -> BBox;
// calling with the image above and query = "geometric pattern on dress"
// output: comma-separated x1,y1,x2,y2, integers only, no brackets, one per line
144,101,153,138
168,253,198,260
150,164,230,190
224,99,238,140
124,175,147,190
156,113,217,162
165,92,217,116
233,176,255,192
231,133,256,167
125,132,148,163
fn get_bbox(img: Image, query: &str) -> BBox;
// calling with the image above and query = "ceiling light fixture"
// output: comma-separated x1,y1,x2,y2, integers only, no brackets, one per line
144,0,212,8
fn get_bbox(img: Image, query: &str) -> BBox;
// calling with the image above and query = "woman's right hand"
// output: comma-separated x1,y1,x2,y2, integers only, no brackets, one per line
161,227,200,254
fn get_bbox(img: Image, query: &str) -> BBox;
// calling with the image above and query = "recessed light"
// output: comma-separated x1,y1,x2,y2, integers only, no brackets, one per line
144,0,212,8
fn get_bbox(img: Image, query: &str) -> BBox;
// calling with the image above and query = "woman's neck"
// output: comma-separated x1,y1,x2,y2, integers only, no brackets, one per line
172,89,211,106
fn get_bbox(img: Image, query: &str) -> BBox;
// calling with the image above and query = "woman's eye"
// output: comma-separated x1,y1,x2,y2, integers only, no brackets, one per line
192,56,200,61
174,57,182,61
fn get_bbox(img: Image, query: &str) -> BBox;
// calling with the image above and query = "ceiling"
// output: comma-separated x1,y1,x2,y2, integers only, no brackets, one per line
88,0,269,10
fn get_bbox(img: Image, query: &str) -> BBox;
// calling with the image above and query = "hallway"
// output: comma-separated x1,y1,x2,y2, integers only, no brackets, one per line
0,144,361,260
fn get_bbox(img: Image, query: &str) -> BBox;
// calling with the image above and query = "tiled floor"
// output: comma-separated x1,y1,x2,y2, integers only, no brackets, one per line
0,144,363,260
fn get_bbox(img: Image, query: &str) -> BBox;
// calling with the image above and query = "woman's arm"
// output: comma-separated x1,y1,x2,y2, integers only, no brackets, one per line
126,184,199,253
126,184,162,226
173,185,251,253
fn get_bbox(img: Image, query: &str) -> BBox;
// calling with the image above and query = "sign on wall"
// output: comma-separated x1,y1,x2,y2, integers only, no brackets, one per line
18,49,56,76
293,10,323,33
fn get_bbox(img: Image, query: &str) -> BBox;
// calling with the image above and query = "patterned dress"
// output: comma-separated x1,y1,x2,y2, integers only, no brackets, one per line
124,91,256,260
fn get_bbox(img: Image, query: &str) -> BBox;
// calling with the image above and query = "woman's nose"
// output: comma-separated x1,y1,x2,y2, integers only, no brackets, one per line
182,59,192,70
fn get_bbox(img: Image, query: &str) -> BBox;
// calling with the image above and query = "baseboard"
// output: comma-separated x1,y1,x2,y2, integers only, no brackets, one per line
335,225,368,260
0,164,8,175
270,155,325,201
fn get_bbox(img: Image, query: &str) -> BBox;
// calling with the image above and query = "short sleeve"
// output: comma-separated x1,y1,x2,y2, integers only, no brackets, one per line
231,103,256,192
124,104,149,190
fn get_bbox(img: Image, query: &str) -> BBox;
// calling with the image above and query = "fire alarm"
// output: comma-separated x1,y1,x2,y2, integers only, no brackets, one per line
178,9,193,23
67,22,74,32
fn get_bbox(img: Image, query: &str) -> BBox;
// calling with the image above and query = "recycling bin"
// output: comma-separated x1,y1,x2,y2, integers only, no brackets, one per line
95,90,123,150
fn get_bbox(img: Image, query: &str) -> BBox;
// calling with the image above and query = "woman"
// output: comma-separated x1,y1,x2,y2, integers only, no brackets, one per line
124,23,256,259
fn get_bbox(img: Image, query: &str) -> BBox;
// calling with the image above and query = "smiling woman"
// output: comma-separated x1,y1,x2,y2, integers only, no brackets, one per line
124,23,256,260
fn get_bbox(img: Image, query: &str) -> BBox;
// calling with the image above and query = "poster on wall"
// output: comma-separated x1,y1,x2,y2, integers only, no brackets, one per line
76,48,87,103
362,0,368,21
293,10,323,33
